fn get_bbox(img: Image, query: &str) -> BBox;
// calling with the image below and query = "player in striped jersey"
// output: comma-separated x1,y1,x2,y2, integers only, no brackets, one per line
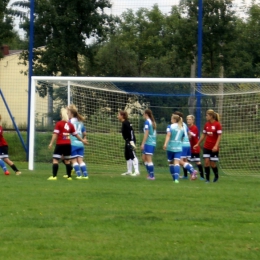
67,106,89,179
194,109,222,183
141,109,156,180
48,108,88,180
174,111,196,180
186,115,204,180
117,111,140,176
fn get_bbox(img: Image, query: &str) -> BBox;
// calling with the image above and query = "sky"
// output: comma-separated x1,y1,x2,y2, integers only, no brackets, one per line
8,0,260,39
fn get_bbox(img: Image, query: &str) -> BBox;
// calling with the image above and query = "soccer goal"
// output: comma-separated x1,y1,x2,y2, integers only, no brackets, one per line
29,77,260,175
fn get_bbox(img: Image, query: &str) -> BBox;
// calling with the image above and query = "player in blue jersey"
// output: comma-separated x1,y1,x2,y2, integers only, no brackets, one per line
0,159,9,175
163,114,185,183
141,109,156,180
67,106,89,179
174,111,196,180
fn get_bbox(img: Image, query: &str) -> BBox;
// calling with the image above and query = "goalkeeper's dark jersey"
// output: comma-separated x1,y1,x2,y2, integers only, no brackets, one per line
121,120,136,143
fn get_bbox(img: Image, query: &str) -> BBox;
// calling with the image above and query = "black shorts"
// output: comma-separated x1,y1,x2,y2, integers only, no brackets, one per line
189,153,201,162
0,146,9,159
124,142,136,161
203,148,219,161
53,144,71,160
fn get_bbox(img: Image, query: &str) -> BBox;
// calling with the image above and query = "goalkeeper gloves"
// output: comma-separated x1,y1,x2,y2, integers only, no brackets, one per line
129,141,136,150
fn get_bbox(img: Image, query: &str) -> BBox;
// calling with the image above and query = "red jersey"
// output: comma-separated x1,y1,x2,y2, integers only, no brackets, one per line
203,121,222,150
0,126,8,147
188,124,200,153
53,121,77,145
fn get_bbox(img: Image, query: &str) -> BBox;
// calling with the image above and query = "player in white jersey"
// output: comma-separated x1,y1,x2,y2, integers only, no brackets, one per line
67,106,89,179
163,114,185,183
141,109,156,180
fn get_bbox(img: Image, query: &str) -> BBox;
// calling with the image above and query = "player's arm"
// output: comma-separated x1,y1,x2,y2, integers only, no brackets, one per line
213,125,222,151
194,133,206,149
82,131,87,140
141,129,149,149
212,134,221,152
163,132,171,150
122,123,131,141
74,133,88,145
48,133,57,149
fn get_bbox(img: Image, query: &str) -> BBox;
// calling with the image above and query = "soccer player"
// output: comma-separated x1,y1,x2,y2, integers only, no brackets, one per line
117,110,140,176
174,111,191,179
194,109,222,183
67,106,89,179
0,115,21,175
141,109,156,180
48,108,88,180
186,115,204,180
163,114,185,183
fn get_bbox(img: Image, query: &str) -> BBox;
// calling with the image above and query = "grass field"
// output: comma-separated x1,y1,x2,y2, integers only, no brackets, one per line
1,162,260,260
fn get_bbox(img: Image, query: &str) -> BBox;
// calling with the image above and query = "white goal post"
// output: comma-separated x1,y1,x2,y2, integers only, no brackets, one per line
29,76,260,175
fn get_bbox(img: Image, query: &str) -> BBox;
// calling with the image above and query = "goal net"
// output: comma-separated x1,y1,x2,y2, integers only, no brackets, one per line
29,77,260,176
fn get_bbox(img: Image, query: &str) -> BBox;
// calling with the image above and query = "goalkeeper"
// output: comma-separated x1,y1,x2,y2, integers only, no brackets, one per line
117,111,140,176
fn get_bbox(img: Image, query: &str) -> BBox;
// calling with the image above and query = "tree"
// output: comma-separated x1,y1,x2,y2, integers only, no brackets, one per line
0,0,14,58
4,30,28,49
10,0,114,76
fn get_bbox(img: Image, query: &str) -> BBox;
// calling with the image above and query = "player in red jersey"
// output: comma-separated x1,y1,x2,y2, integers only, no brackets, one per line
0,115,21,175
47,108,88,180
194,109,222,183
186,115,204,180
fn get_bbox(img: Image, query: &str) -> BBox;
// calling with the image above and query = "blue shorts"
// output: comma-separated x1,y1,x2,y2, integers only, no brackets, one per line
167,151,182,162
181,146,191,158
142,144,155,155
70,146,84,158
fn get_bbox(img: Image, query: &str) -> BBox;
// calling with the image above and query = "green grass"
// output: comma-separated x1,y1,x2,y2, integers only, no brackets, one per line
0,163,260,259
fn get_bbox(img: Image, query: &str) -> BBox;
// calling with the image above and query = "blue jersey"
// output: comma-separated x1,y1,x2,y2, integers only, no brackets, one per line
182,123,190,147
70,118,86,147
144,119,156,147
166,123,184,152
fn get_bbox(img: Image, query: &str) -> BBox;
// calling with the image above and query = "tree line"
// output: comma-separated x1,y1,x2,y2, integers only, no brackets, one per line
0,0,260,78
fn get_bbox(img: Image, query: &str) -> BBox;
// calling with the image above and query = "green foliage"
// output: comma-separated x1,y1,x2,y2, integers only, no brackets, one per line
11,0,114,76
3,30,28,49
0,0,15,58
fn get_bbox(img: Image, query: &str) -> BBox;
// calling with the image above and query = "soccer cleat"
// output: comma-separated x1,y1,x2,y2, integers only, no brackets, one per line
200,177,205,181
16,171,22,175
71,169,75,175
180,176,188,180
190,170,198,180
205,180,210,183
147,176,155,180
213,177,219,183
134,172,140,175
131,172,140,177
82,176,89,180
4,170,10,175
47,176,57,180
121,172,131,176
63,174,68,178
76,176,82,179
67,177,73,181
174,180,179,184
